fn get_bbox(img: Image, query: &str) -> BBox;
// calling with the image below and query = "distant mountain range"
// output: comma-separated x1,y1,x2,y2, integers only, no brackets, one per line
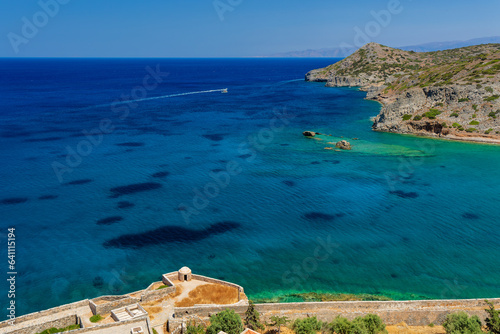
267,36,500,58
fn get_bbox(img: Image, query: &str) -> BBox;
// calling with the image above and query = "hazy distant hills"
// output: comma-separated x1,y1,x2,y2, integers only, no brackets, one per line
268,36,500,58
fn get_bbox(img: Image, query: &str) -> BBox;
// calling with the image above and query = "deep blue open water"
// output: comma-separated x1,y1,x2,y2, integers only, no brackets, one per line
1,58,500,319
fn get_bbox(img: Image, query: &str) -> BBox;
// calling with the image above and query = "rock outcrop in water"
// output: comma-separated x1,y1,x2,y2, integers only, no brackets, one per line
303,131,317,137
306,42,500,143
335,140,352,150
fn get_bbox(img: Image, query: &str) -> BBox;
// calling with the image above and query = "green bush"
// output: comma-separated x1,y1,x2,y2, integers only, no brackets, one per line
485,128,494,134
452,123,460,128
206,309,243,334
402,114,412,121
157,285,168,290
458,98,470,102
330,316,353,334
436,102,444,107
186,323,205,334
328,315,386,334
469,120,480,125
472,114,477,118
450,112,459,117
472,104,478,111
153,329,159,334
485,300,500,334
486,86,494,93
466,128,477,133
293,317,323,334
488,111,497,118
90,314,103,323
423,109,442,119
484,95,500,101
355,314,387,334
413,115,423,121
244,301,264,331
268,315,290,334
36,325,80,334
443,312,482,334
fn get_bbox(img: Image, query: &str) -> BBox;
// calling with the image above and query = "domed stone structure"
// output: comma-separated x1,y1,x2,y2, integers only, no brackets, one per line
178,266,192,282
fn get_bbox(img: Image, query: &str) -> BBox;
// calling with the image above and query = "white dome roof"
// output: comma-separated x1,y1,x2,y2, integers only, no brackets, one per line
179,266,191,274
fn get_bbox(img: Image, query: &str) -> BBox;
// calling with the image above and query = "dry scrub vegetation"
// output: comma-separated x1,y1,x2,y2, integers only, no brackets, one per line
175,283,239,307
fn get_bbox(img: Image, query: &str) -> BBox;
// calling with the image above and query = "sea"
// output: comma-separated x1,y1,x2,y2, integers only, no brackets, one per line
1,58,500,319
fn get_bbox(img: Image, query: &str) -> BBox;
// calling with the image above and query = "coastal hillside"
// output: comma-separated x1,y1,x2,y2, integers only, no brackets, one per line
306,42,500,143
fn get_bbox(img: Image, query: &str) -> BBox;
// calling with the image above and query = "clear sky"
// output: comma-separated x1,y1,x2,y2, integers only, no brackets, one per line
1,0,499,57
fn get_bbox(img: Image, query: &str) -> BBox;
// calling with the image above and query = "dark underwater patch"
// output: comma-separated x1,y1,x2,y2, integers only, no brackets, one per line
462,212,479,220
117,201,134,209
282,180,295,187
0,130,33,138
152,171,170,178
1,197,28,205
25,136,63,142
103,221,240,249
202,134,225,142
238,154,252,159
280,144,290,146
323,159,341,164
116,142,145,147
401,236,411,243
65,179,93,185
97,216,123,225
92,276,104,288
303,212,345,221
109,182,162,198
389,190,419,199
211,168,224,173
38,195,58,200
310,161,321,165
171,120,192,126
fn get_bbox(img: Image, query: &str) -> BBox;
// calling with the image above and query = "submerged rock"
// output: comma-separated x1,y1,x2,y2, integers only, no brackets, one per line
335,140,352,150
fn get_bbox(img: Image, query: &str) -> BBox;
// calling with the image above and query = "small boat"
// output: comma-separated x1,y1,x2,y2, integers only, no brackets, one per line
221,88,228,93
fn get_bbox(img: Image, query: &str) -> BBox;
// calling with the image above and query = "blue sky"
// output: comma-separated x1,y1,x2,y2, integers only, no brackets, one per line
1,0,499,57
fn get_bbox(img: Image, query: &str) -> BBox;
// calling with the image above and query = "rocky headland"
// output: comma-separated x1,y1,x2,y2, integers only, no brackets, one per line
306,42,500,144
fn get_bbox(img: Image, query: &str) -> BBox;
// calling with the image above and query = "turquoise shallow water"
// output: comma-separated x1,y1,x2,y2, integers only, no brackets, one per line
0,58,500,319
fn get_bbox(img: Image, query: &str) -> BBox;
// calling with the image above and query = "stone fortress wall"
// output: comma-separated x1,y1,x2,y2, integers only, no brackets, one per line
173,298,500,327
2,267,500,334
4,314,78,334
0,300,88,333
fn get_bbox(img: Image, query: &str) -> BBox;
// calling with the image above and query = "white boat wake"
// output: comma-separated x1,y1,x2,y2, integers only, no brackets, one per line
79,88,228,110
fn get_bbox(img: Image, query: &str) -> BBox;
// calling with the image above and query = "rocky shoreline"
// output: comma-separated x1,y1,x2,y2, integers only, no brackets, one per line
306,42,500,144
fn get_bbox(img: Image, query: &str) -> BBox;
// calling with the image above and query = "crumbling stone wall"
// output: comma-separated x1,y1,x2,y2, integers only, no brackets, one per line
174,298,500,326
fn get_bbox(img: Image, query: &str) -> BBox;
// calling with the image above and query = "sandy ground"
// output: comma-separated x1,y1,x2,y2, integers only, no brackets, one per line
386,323,445,334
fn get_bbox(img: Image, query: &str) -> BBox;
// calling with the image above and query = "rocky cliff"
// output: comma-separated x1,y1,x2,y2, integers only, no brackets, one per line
306,42,500,143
